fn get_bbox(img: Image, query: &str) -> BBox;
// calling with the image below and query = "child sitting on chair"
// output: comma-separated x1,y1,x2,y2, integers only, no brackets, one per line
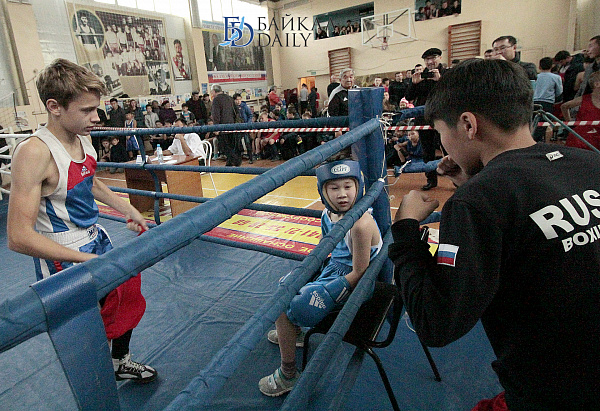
259,159,382,397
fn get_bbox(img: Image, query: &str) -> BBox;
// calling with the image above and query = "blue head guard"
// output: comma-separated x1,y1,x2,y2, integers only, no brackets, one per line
316,160,365,214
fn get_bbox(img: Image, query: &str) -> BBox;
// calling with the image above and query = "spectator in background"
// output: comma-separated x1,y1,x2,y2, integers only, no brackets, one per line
187,91,208,125
268,86,281,111
492,35,537,80
162,118,204,157
438,1,452,17
415,7,426,21
109,136,128,173
345,20,353,33
389,72,407,106
553,51,584,104
151,100,161,117
299,83,309,115
382,78,390,92
484,49,494,59
327,74,340,97
451,0,461,14
144,104,158,129
316,27,327,39
233,93,255,163
202,93,212,119
96,108,108,126
561,71,600,151
308,86,318,118
373,77,383,88
127,99,144,127
328,68,356,118
405,47,446,190
532,57,563,142
211,84,241,166
108,98,125,128
180,103,196,125
574,35,600,98
158,100,176,125
382,91,396,112
574,57,596,94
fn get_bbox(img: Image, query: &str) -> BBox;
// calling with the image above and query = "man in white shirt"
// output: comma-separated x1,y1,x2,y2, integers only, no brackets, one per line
299,83,309,115
163,118,203,157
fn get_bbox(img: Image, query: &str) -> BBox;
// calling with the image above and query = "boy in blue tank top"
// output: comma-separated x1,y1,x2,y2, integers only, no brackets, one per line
259,159,383,397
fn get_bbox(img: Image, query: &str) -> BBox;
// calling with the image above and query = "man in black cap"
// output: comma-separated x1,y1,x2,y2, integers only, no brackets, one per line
186,91,208,125
405,47,446,190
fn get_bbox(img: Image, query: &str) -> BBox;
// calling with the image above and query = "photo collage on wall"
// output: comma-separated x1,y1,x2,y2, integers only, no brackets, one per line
202,28,266,73
69,4,191,97
414,0,461,21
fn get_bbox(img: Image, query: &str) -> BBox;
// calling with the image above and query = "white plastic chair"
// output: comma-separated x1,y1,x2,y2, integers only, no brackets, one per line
198,140,218,195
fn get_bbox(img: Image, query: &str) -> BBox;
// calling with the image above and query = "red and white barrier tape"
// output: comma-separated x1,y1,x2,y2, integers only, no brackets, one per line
92,126,350,133
91,120,600,134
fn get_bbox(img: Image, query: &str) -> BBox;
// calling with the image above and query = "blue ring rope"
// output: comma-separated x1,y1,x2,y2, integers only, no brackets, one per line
0,118,380,354
165,179,385,410
108,186,323,218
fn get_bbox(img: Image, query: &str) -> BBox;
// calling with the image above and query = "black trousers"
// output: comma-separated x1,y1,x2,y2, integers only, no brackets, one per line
219,132,242,166
532,101,554,142
300,101,308,115
420,129,441,184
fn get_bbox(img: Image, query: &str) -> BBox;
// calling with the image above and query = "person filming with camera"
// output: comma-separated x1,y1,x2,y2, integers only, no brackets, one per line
405,47,446,190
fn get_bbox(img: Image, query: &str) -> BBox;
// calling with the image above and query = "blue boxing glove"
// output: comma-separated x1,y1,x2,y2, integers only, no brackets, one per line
288,276,352,327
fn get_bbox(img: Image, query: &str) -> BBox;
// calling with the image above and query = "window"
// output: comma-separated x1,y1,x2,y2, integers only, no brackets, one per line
314,3,374,39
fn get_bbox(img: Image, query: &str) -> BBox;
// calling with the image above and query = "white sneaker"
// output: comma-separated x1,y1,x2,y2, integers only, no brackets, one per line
258,367,300,397
113,353,157,383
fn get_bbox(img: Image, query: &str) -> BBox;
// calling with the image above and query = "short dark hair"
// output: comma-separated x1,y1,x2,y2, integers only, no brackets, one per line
539,57,553,70
425,59,533,132
110,98,118,103
174,39,181,46
590,35,600,45
484,49,493,54
181,103,188,108
554,50,570,61
232,93,242,99
492,35,517,46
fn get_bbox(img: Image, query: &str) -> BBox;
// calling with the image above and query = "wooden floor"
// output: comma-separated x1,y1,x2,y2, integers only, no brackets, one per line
96,155,456,228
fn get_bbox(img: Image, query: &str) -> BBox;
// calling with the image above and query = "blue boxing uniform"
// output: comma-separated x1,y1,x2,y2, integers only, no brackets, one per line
287,208,383,327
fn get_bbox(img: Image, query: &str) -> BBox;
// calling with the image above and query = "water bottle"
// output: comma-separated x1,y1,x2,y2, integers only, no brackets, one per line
156,144,164,164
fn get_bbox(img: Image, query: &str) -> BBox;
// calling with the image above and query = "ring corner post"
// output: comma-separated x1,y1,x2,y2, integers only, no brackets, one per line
348,87,393,283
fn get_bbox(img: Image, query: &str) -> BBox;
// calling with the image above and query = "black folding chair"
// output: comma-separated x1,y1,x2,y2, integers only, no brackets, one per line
301,281,441,411
302,228,441,411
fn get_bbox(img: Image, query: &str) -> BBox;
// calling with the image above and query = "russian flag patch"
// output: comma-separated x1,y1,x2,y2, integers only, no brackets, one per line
437,244,459,267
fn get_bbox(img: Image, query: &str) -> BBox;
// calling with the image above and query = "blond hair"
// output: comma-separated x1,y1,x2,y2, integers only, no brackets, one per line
36,58,106,109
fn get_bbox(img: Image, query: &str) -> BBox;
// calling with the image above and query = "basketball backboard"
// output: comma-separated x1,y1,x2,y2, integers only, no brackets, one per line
362,8,416,50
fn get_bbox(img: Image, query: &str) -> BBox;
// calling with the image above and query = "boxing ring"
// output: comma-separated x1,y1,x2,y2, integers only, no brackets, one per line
2,85,597,409
0,88,411,410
